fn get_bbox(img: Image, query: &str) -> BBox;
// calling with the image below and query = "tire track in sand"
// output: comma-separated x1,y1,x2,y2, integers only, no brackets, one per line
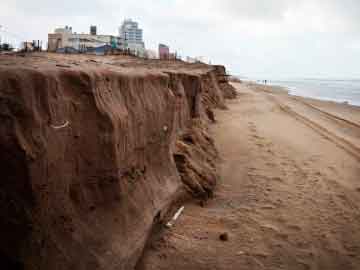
266,94,360,162
292,97,360,129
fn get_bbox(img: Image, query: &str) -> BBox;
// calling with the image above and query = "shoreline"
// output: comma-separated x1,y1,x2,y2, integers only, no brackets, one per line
241,79,360,108
242,81,360,126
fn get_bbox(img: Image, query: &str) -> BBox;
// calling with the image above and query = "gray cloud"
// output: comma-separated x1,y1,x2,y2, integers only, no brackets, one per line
214,0,293,20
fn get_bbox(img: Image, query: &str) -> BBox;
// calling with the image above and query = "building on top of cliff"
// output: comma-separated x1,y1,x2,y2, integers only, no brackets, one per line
158,44,178,60
159,44,170,60
145,49,158,59
48,25,125,54
119,19,146,57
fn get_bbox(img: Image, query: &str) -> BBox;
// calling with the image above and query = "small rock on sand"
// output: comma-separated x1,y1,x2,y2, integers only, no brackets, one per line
219,232,229,241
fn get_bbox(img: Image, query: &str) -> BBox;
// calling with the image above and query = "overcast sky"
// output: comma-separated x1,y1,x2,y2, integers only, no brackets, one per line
1,0,360,78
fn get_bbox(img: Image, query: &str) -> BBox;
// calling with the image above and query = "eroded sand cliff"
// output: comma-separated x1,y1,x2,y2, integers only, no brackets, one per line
0,53,236,270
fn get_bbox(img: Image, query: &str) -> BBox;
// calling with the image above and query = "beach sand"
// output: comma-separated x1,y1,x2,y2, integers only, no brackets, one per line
138,82,360,270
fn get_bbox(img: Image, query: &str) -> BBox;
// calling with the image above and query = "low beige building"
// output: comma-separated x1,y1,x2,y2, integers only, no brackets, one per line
48,26,124,52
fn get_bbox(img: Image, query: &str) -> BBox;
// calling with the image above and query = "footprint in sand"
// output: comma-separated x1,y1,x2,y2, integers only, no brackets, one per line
270,176,284,183
266,142,274,147
327,166,337,173
274,232,290,241
261,223,281,233
260,204,277,210
248,123,257,132
265,162,275,167
296,260,311,270
286,224,302,232
250,129,257,135
253,134,263,139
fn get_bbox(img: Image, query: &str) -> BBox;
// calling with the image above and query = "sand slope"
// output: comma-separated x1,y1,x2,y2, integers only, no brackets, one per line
138,82,360,270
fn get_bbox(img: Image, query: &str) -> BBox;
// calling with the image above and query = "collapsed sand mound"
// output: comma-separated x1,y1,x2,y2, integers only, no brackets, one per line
0,54,235,270
174,119,218,200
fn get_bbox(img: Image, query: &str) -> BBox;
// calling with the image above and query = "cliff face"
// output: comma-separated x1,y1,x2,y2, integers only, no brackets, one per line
213,65,237,99
0,54,236,270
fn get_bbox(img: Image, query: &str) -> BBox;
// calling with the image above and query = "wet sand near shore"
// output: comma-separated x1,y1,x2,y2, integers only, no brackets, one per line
138,82,360,270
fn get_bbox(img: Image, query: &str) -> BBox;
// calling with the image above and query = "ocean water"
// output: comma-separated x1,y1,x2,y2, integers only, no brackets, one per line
239,76,360,107
268,78,360,106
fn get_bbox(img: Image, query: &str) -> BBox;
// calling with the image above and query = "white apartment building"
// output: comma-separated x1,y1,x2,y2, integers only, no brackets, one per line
118,19,145,56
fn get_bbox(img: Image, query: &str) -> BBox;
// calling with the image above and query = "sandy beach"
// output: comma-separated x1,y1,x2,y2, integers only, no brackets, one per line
138,82,360,270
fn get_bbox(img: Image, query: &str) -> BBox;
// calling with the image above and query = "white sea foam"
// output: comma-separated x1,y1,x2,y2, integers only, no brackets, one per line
264,78,360,106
